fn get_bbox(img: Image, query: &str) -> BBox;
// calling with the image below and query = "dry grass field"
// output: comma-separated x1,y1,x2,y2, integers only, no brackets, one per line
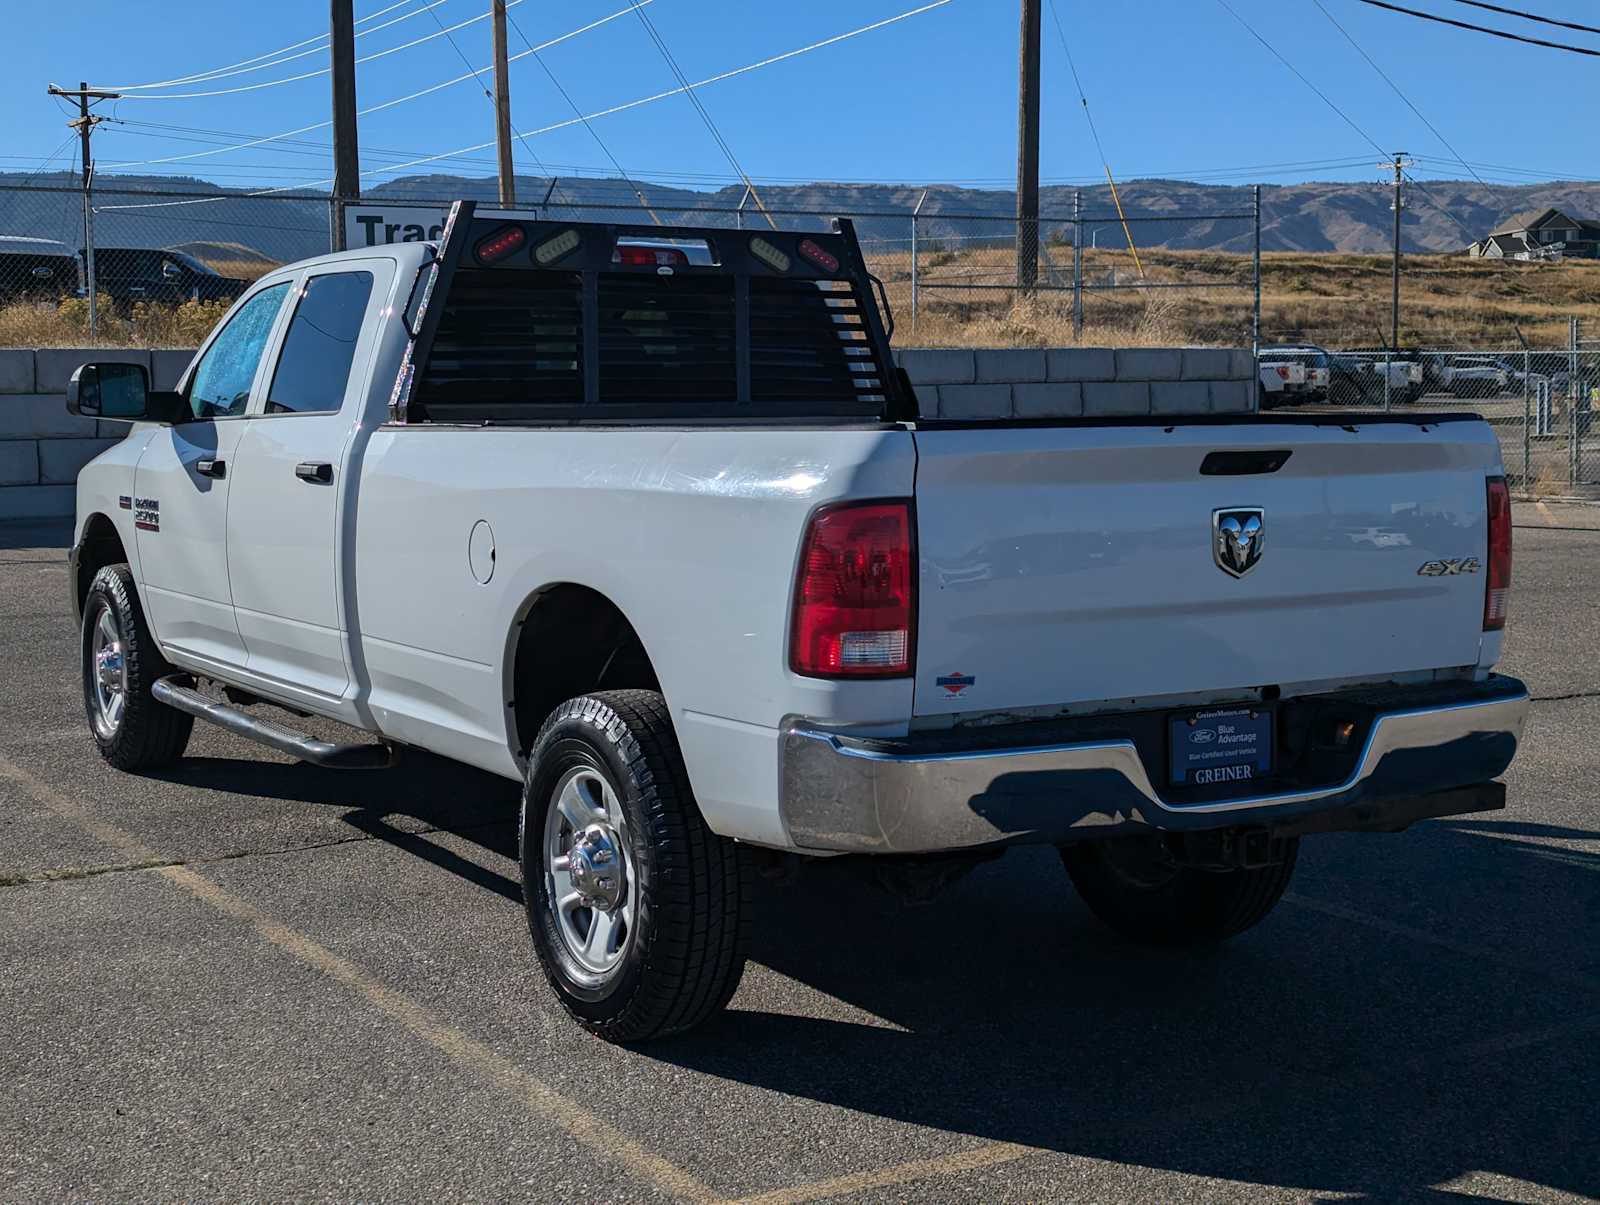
1,245,1595,352
878,246,1600,351
0,296,231,350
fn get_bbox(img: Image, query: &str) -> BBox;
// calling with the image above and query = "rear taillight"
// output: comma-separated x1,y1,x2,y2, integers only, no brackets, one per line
790,501,915,678
615,244,688,268
474,224,526,264
1485,476,1511,630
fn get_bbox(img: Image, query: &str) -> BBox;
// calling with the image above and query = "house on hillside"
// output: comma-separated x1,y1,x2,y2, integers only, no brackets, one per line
1468,208,1600,260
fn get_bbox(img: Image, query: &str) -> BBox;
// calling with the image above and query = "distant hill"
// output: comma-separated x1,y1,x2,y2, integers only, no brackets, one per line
3,169,1598,264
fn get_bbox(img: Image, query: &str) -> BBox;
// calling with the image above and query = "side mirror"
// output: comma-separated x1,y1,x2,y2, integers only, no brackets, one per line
67,362,185,424
162,262,182,280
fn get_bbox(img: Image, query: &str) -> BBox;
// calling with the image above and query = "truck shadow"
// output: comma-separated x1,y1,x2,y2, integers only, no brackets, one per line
151,749,1600,1198
658,825,1600,1201
151,751,523,903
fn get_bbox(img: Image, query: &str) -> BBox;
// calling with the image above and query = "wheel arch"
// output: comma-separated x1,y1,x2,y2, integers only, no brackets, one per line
74,512,131,622
503,582,663,759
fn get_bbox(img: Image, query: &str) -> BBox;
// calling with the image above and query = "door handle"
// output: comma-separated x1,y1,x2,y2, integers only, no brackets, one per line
295,461,333,484
195,458,226,479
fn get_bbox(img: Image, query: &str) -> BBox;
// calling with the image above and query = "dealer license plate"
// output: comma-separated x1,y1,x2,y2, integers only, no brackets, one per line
1169,707,1273,787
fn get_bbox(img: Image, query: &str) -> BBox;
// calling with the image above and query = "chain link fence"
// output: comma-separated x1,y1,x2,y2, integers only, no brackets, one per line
1259,337,1600,498
4,178,1598,497
0,180,1263,352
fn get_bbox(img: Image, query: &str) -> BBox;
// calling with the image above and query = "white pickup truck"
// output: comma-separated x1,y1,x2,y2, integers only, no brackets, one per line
67,203,1528,1042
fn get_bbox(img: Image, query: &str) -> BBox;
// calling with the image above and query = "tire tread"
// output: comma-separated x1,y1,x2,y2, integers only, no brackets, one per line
83,564,192,772
525,690,750,1042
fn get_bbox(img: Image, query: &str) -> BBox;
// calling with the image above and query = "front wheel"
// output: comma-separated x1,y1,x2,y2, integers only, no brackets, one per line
81,563,193,771
1060,834,1297,947
520,690,750,1043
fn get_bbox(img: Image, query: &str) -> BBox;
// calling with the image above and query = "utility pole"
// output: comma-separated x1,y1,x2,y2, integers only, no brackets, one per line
330,0,360,249
47,82,119,340
491,0,516,206
1016,0,1041,296
1386,151,1410,355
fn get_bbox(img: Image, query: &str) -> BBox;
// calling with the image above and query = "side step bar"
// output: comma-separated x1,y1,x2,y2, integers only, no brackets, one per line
153,677,400,770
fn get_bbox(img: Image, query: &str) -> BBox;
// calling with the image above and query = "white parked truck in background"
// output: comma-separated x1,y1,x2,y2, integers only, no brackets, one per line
67,203,1529,1042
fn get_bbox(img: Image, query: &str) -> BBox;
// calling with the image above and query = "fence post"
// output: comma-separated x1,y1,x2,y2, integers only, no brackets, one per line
82,171,97,341
1570,316,1580,488
910,190,927,336
1523,343,1532,492
1072,189,1083,338
1251,184,1262,356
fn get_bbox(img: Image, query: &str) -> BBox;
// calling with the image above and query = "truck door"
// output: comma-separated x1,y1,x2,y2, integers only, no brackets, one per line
132,281,291,669
226,262,389,700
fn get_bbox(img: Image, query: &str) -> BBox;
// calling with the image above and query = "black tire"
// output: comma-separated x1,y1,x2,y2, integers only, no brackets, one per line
519,690,750,1043
1060,835,1297,947
80,563,193,772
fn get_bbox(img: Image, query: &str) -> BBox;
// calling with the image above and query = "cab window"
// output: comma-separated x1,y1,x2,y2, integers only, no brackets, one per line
184,283,290,420
264,271,375,415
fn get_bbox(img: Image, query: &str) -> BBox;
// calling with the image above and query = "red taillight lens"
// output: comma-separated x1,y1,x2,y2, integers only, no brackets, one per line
474,224,526,264
615,244,688,267
797,238,839,274
790,501,915,678
1485,476,1512,631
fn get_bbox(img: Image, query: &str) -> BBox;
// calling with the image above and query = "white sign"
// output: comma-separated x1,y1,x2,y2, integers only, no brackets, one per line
343,202,449,249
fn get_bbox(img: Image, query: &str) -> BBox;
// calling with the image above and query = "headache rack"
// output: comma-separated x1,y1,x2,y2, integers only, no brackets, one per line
390,200,914,425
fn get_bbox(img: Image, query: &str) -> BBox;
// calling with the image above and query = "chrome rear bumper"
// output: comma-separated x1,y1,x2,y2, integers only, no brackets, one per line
779,678,1529,853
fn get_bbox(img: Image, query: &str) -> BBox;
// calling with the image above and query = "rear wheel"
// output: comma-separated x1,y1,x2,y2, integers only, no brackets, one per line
80,564,192,771
520,690,750,1042
1060,834,1297,946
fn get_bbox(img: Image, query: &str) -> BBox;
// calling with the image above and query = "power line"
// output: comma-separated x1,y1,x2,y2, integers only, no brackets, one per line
99,0,451,91
92,1,957,206
17,133,78,187
1402,169,1480,245
110,1,533,100
1352,0,1600,55
1441,0,1600,37
90,2,655,170
1212,0,1387,158
505,10,661,221
417,2,572,207
626,1,776,228
1307,0,1490,189
1046,0,1143,274
1212,0,1483,249
365,0,956,181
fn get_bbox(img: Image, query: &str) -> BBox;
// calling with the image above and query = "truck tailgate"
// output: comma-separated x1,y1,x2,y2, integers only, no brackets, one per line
911,419,1500,717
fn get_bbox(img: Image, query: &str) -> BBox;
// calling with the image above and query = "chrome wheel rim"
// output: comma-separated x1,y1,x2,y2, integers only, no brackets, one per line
88,602,127,741
544,767,635,976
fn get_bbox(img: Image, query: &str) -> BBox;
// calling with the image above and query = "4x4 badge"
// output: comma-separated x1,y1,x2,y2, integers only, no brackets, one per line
1213,508,1265,578
1418,558,1480,576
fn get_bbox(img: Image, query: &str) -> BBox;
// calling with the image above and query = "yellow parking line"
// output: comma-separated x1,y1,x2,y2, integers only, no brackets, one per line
0,752,716,1204
736,1141,1034,1204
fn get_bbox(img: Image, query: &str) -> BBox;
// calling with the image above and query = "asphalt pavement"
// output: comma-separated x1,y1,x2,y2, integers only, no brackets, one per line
1,506,1597,1202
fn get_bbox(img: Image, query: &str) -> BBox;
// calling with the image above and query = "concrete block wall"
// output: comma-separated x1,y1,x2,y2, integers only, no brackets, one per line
1,343,1256,519
897,347,1256,420
0,348,195,521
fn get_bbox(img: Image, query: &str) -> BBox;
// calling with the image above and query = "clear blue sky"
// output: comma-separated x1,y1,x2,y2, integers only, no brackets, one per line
4,0,1597,192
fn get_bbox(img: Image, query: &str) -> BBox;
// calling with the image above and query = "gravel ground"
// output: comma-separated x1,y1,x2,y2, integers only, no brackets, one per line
1,506,1596,1203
